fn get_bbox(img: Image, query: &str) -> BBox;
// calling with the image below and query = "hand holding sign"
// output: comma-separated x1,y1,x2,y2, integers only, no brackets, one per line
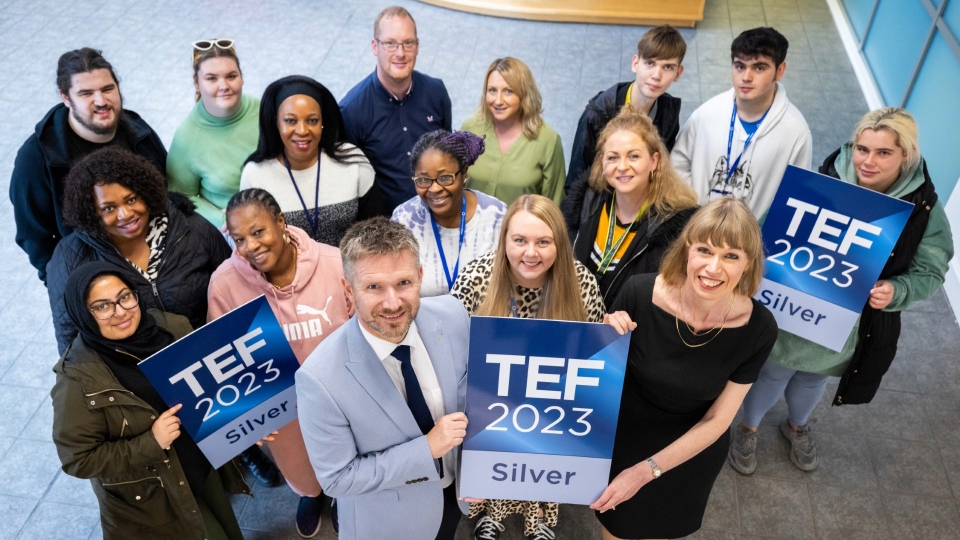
152,403,183,450
603,311,637,335
428,412,468,459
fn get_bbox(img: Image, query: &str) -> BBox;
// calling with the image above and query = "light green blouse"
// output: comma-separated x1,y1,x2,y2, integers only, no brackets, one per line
167,93,260,227
460,114,566,206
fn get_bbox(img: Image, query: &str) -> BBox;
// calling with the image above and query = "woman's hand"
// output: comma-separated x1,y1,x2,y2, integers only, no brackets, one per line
603,311,637,335
152,404,183,450
869,280,894,309
589,461,652,513
256,431,280,447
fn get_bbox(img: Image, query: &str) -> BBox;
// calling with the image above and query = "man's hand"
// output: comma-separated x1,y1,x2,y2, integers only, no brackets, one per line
426,412,467,459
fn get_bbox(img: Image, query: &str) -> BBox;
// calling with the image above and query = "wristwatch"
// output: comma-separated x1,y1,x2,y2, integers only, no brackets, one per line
646,457,662,479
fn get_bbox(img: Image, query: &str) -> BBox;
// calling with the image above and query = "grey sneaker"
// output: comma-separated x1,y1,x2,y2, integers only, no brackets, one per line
779,420,819,471
729,424,758,475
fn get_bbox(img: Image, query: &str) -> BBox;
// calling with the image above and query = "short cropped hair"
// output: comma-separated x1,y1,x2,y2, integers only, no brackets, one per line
637,25,687,64
340,217,420,282
851,107,921,174
57,48,119,96
731,27,789,68
374,6,417,39
659,198,765,297
62,147,168,237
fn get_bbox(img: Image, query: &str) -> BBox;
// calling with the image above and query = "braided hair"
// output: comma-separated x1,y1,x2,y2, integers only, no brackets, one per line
226,188,282,220
409,130,486,174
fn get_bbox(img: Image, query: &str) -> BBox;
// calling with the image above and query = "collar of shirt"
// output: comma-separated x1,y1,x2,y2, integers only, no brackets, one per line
358,319,420,361
370,69,415,103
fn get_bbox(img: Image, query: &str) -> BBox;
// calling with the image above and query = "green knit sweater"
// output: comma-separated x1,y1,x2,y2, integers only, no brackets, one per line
167,93,260,227
770,143,954,376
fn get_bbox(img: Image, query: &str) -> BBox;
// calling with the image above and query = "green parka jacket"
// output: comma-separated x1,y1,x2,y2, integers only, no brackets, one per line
51,310,251,540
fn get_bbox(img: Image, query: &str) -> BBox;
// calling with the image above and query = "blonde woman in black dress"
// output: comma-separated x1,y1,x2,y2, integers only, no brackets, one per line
591,198,777,539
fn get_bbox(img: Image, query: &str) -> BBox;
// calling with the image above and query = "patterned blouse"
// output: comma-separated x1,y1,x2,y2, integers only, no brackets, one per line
451,251,606,322
126,214,169,282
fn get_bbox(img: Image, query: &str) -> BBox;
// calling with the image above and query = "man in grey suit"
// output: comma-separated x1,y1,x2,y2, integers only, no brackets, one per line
296,217,470,540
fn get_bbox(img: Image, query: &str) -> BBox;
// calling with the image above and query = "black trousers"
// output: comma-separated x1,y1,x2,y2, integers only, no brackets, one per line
435,484,462,540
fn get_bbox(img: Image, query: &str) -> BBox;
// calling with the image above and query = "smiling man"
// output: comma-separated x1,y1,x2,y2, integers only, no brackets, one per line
296,217,470,540
671,27,812,217
340,7,453,213
10,48,167,284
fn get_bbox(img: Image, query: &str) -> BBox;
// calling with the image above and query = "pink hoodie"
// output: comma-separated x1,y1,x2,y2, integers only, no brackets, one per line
207,225,352,496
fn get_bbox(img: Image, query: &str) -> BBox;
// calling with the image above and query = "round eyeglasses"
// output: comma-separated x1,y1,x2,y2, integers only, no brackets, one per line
88,290,140,320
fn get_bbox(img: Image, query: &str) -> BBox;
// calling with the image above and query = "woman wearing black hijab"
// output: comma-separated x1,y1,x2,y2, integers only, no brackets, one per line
51,261,248,540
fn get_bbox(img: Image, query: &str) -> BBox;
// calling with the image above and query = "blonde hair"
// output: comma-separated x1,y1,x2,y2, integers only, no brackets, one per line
477,195,588,321
588,105,698,218
478,57,544,140
851,107,920,173
659,198,764,297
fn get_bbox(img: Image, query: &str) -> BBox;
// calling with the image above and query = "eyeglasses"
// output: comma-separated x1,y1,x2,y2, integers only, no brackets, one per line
412,168,462,189
193,38,235,51
88,290,139,320
376,39,419,52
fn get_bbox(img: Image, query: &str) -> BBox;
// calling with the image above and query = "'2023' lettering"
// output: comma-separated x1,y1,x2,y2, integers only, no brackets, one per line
168,328,280,422
767,197,884,288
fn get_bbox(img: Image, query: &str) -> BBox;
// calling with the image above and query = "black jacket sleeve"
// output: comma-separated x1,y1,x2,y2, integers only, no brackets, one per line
566,109,594,195
47,238,85,354
10,137,61,283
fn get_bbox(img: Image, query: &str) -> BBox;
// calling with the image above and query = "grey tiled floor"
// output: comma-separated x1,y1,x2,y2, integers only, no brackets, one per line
0,0,957,539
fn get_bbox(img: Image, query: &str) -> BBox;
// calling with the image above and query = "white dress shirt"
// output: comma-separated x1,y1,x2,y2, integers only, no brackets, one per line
359,320,455,487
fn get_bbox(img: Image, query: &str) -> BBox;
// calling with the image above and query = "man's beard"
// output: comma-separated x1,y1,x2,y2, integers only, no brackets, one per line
71,100,122,136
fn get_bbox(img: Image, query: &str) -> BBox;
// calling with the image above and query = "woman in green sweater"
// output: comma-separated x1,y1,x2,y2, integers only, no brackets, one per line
167,39,260,229
461,57,566,206
729,108,954,475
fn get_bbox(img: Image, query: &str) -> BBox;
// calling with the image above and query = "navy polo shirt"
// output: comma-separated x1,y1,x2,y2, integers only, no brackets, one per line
340,70,452,212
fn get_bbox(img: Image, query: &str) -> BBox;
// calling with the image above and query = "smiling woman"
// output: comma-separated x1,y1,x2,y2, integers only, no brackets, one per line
45,146,232,354
592,198,776,540
391,129,507,297
167,40,260,229
241,75,380,247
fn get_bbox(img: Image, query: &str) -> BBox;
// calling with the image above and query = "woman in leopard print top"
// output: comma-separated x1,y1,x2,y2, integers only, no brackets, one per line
451,194,605,539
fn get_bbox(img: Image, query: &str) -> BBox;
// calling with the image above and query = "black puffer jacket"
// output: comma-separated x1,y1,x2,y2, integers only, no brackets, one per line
10,103,166,283
563,176,696,306
46,195,231,353
566,82,681,193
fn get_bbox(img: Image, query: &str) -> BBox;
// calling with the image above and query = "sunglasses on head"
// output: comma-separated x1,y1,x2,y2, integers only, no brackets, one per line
193,38,235,51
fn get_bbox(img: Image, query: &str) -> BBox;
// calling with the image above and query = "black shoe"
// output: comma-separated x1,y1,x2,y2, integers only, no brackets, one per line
297,495,323,538
330,497,338,534
238,445,282,487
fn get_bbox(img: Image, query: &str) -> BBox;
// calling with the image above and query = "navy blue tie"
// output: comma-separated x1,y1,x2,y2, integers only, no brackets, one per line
393,345,443,479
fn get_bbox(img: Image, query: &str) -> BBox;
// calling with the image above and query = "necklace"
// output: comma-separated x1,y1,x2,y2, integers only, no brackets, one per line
270,246,298,290
675,286,737,348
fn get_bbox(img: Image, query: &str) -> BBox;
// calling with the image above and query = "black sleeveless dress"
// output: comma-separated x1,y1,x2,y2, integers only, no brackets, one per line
597,274,776,538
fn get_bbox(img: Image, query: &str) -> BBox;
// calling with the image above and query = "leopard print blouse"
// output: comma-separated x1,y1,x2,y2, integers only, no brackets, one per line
451,251,606,322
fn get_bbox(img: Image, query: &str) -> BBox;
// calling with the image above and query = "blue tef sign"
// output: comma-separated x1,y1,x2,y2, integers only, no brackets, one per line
757,166,913,351
138,296,300,468
459,317,630,505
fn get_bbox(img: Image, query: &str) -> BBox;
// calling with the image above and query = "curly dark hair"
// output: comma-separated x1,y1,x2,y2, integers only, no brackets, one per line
409,129,485,175
62,147,168,237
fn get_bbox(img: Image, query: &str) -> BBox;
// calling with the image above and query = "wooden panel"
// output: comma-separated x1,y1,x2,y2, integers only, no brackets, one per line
418,0,705,27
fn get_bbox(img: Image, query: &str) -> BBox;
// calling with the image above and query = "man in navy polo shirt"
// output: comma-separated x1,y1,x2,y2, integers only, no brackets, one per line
340,6,453,213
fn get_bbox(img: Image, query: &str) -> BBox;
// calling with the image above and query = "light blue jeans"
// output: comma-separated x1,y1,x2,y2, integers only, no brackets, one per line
741,360,829,428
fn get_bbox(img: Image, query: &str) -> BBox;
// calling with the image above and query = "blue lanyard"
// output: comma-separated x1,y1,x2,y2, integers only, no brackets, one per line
430,194,467,291
283,154,321,239
725,99,770,182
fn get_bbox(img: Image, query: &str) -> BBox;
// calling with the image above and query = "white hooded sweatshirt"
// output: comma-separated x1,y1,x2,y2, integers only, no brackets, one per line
671,82,812,216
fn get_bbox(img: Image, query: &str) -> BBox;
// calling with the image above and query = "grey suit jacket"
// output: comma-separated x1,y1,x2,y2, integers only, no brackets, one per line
296,294,470,540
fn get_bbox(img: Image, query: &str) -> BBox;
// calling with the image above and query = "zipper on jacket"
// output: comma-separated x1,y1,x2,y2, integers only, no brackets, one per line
149,228,189,313
102,475,164,489
603,245,649,300
119,418,129,438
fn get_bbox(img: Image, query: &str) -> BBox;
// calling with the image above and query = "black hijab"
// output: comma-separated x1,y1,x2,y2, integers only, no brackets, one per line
64,262,211,493
64,261,174,362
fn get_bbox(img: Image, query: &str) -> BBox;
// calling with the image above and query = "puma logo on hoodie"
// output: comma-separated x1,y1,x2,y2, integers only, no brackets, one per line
284,296,334,341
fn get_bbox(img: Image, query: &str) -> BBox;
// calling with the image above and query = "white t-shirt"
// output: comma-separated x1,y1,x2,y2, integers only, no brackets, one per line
392,189,507,297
